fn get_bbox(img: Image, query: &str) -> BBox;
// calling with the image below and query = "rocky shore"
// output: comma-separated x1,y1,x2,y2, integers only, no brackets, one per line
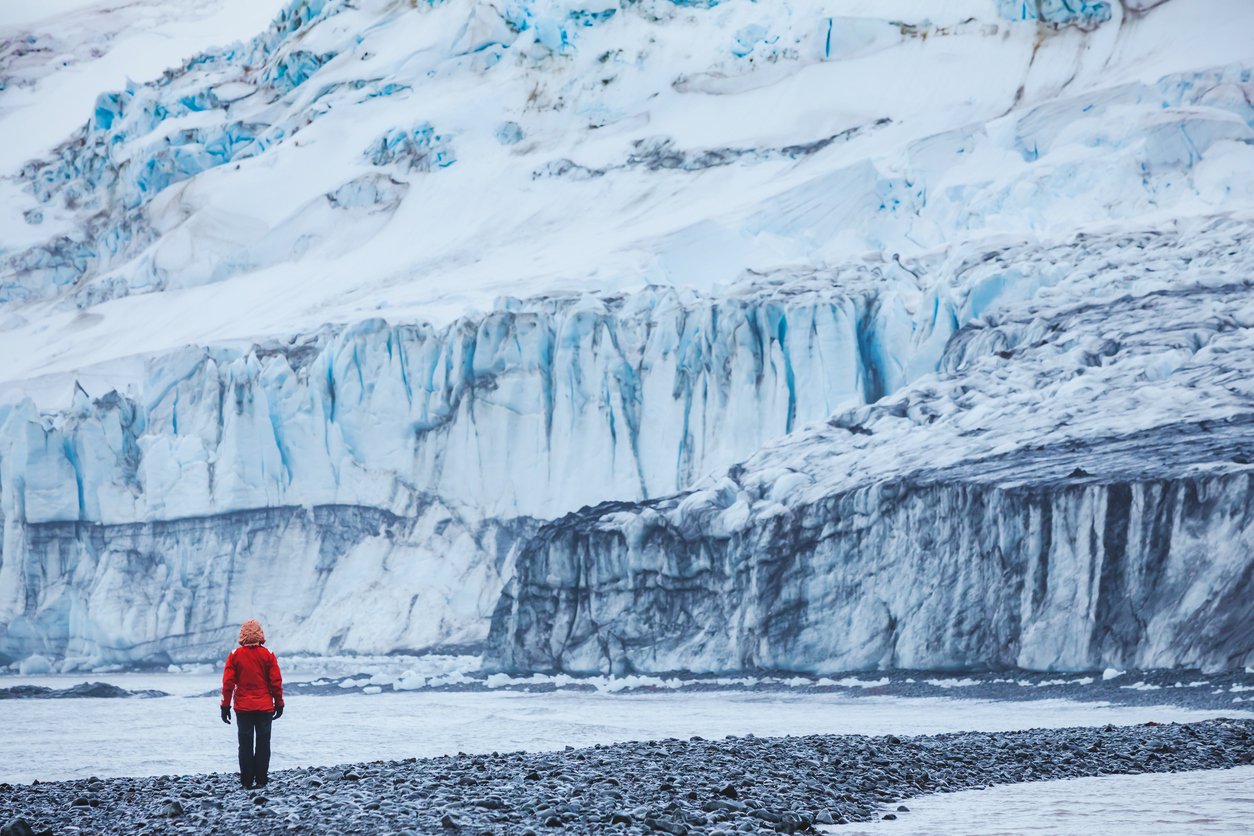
1,719,1250,835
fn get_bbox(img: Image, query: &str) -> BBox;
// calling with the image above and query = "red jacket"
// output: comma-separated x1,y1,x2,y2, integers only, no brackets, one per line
221,645,284,712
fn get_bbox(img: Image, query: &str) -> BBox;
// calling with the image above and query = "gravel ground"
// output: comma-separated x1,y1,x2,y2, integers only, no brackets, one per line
1,719,1250,835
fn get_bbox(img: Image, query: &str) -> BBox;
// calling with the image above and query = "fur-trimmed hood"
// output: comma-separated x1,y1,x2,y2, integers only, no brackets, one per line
238,619,265,646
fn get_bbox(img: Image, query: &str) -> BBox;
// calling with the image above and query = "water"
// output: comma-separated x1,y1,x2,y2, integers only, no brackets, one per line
1,671,1250,783
832,766,1254,835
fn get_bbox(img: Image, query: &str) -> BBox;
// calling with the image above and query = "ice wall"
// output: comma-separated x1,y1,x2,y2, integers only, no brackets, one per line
486,222,1254,674
0,280,951,525
0,501,535,665
487,435,1254,675
0,277,953,663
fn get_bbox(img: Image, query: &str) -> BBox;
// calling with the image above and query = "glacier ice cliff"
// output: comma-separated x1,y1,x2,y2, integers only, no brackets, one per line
1,502,534,664
0,277,953,663
486,222,1254,674
0,280,952,525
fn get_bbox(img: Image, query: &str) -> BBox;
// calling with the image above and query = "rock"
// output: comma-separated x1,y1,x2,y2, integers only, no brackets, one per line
160,801,184,817
778,811,810,832
70,797,91,807
718,785,739,799
0,718,1249,834
343,771,363,781
1,818,35,836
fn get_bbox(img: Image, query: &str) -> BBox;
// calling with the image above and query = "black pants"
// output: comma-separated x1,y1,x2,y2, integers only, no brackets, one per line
236,710,273,786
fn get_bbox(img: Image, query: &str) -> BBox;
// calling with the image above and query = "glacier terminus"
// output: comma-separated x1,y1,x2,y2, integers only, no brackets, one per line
0,0,1251,678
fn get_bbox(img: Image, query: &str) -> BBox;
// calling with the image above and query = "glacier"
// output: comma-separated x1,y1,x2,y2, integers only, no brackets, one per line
0,277,953,662
0,0,1252,671
487,221,1254,674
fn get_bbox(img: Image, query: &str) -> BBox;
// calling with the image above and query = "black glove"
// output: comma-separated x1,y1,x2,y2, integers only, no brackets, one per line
221,705,231,724
273,704,284,720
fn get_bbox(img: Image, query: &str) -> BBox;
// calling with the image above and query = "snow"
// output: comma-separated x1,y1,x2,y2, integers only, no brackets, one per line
1,0,1252,383
832,766,1254,836
0,682,1247,784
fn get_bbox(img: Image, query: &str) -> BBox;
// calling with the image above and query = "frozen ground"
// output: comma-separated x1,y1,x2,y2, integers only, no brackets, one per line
0,672,1251,784
835,765,1254,836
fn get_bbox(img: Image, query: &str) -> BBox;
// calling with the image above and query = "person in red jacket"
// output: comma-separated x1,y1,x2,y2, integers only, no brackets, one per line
221,618,284,789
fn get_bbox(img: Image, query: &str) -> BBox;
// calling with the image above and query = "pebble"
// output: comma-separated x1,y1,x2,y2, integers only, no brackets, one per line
0,719,1248,834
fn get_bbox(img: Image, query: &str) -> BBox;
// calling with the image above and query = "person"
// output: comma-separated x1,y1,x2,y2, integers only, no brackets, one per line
220,618,285,789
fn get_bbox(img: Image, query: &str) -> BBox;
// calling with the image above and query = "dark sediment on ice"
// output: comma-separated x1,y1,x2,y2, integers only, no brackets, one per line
0,719,1250,834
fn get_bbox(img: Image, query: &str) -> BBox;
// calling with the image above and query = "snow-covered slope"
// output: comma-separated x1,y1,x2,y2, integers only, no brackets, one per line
0,0,1251,668
3,0,1252,384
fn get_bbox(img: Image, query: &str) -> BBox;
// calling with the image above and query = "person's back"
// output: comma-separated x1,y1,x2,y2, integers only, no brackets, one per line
221,619,284,789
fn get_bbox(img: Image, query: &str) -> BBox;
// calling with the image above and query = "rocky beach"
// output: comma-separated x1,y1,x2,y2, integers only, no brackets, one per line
2,719,1250,835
